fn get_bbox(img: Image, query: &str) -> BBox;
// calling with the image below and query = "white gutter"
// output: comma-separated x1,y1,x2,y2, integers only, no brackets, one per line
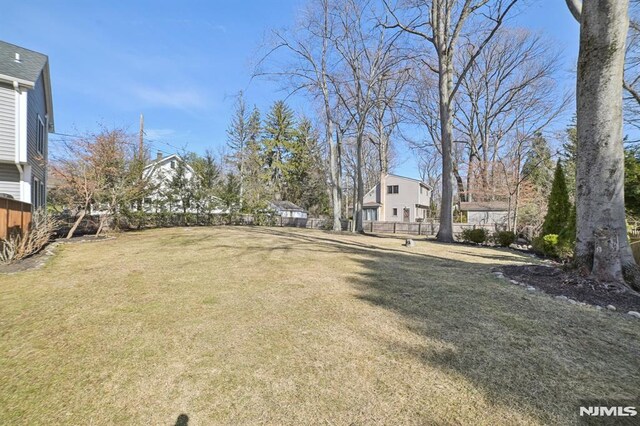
1,74,34,89
13,82,28,164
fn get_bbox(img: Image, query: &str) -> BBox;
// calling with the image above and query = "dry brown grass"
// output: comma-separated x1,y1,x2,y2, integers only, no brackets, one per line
1,227,638,425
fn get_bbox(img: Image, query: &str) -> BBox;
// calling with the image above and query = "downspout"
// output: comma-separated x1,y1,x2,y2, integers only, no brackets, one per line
16,163,24,201
13,81,24,202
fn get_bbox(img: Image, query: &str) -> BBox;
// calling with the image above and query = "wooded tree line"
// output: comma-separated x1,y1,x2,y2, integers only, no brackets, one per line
257,0,640,288
225,96,329,216
48,98,330,236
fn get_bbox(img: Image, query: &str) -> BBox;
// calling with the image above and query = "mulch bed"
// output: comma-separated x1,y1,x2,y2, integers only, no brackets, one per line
500,264,640,313
0,235,114,274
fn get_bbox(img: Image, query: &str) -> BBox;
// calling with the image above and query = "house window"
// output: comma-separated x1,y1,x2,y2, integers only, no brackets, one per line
33,177,39,208
387,185,399,194
37,115,45,154
40,181,45,208
170,160,176,169
392,208,398,216
364,208,378,221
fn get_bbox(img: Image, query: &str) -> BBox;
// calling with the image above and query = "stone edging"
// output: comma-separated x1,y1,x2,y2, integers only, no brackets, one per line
491,269,640,320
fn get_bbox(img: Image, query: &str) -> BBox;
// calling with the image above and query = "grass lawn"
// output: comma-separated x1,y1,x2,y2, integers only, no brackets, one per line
1,227,639,425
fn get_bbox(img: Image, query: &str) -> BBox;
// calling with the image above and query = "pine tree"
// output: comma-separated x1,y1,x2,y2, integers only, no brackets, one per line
285,117,329,214
521,133,554,198
542,161,571,236
227,93,250,204
261,101,297,198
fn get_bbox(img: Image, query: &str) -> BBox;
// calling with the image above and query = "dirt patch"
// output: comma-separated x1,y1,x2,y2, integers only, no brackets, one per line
500,264,640,312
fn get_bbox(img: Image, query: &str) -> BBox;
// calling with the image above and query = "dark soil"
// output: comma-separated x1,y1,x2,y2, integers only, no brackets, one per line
501,264,640,313
0,248,51,274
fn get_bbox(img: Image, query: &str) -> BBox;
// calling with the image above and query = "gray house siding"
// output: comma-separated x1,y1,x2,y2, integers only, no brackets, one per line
0,163,20,199
363,174,431,222
0,82,15,162
26,74,47,206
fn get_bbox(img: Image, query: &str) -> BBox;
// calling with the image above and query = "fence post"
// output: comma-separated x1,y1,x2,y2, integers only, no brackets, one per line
418,223,422,235
371,221,374,233
393,222,396,234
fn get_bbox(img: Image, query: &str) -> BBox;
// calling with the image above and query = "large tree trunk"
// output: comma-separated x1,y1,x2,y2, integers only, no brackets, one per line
437,59,456,243
355,130,365,233
328,120,342,231
574,0,637,286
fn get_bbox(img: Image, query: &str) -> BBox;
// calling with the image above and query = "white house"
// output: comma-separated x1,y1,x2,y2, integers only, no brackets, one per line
143,152,224,214
268,200,308,219
0,40,54,209
459,201,512,227
362,174,432,222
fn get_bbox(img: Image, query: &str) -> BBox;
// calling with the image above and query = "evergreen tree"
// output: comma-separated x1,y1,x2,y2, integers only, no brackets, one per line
521,133,554,198
561,119,577,200
285,117,329,214
168,157,195,218
541,161,571,236
191,150,221,215
242,106,267,211
217,173,241,224
261,101,297,198
227,93,250,205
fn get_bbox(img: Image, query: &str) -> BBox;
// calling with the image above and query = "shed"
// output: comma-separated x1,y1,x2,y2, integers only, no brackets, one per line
459,201,511,226
268,200,308,219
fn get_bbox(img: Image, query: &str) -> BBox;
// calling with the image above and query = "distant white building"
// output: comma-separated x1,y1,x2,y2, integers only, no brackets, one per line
268,200,308,219
459,202,512,227
143,152,224,214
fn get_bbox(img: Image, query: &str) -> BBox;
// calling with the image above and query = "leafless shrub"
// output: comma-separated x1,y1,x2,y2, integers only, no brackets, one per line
0,210,61,264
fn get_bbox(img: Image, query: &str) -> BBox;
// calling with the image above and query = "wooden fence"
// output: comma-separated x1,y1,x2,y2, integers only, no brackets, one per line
363,220,497,236
0,197,32,240
275,216,349,230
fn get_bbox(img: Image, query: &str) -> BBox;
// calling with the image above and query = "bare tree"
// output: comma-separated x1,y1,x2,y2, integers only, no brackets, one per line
329,0,407,232
226,92,250,207
259,0,343,230
384,0,519,242
455,28,569,207
565,0,638,288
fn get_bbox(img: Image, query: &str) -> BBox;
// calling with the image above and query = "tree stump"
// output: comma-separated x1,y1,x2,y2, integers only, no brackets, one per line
592,227,624,283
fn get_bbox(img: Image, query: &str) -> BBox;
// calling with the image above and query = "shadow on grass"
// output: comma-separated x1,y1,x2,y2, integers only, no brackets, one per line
247,227,640,424
174,413,189,425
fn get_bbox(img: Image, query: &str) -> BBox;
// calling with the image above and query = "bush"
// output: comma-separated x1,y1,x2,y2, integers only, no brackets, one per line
493,231,516,247
532,233,574,260
0,210,60,264
460,228,489,244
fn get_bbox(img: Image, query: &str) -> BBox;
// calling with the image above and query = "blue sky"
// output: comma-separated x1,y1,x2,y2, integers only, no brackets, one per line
0,0,580,179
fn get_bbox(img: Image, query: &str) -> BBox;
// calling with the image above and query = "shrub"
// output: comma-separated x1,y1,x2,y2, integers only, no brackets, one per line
541,161,571,236
460,228,489,244
493,231,516,247
531,233,574,260
0,210,61,264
